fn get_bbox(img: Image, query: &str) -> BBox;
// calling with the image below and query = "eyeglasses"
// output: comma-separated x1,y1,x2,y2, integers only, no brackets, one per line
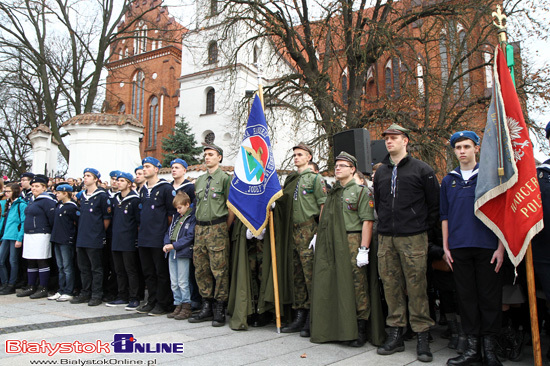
335,164,352,169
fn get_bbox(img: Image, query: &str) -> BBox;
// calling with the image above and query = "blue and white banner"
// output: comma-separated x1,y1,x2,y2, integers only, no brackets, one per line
228,95,282,236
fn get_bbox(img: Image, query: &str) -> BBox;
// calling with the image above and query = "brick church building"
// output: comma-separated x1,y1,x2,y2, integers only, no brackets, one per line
104,0,185,161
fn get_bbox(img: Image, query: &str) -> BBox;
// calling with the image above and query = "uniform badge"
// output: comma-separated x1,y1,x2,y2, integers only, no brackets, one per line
369,200,374,208
156,191,159,196
107,207,112,214
322,186,327,193
212,193,217,198
302,190,306,195
172,190,176,196
539,171,544,178
89,208,93,212
151,205,155,210
347,204,352,210
452,180,456,187
345,198,349,202
107,199,111,205
124,210,128,214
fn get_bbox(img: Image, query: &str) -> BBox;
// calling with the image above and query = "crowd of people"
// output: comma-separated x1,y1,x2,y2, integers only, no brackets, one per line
1,123,550,366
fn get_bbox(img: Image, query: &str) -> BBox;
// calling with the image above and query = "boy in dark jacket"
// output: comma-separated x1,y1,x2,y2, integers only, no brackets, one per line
108,172,141,310
163,192,196,320
49,184,78,302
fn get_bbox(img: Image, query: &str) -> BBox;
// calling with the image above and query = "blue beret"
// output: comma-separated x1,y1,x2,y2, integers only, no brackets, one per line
142,157,162,168
76,191,84,200
109,170,121,178
117,172,134,182
134,165,143,173
56,184,73,192
450,131,480,148
545,121,550,139
170,158,188,169
31,174,48,185
83,168,101,179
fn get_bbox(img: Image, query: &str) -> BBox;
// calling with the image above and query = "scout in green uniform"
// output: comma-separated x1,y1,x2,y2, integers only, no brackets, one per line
281,143,327,335
189,144,235,327
310,152,375,346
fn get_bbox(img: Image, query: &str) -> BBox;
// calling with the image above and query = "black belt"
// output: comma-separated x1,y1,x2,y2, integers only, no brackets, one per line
346,230,362,234
196,216,227,226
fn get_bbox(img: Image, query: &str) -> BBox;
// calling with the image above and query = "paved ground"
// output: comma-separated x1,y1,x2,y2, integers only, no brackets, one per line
0,294,544,365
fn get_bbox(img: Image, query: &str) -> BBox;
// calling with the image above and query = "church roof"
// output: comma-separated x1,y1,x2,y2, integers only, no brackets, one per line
62,113,144,128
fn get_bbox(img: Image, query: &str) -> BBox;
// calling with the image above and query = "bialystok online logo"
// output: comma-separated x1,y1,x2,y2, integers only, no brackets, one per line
5,334,184,356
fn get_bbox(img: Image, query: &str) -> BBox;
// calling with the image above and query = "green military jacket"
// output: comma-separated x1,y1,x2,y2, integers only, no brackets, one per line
288,168,327,224
341,180,375,232
195,167,230,222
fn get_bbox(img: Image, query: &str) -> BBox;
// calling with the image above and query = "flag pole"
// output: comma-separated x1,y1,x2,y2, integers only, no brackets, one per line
492,6,542,365
257,62,282,333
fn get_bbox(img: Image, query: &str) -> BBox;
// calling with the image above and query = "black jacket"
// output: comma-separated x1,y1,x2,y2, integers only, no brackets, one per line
532,159,550,261
373,154,440,236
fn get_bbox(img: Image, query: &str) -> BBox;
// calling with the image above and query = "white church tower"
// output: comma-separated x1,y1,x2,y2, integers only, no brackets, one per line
176,0,319,169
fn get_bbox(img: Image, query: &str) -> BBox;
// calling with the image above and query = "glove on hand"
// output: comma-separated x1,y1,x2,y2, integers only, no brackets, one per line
308,234,317,251
246,229,254,240
356,247,370,267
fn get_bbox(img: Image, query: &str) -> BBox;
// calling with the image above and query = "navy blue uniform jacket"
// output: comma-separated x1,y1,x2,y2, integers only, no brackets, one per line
76,188,112,248
138,180,176,248
23,193,56,234
112,190,141,251
173,180,196,207
51,201,78,245
440,165,498,250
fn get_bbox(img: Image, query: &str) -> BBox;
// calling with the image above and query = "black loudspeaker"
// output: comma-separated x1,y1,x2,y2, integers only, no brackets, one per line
370,140,388,166
333,129,372,174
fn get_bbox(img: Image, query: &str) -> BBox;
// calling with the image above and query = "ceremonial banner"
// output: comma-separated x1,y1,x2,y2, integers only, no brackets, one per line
474,46,543,267
228,95,283,236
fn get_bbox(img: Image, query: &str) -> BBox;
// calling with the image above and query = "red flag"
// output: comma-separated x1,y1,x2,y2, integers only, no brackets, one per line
474,46,543,267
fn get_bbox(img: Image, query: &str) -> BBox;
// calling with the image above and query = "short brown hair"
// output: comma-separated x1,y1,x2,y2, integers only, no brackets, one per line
173,191,191,207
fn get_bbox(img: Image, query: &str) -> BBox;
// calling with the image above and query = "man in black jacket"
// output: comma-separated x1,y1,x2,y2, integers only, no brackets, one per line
374,124,439,363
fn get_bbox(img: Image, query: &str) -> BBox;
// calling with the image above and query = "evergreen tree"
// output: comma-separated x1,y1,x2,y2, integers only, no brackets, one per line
161,118,202,167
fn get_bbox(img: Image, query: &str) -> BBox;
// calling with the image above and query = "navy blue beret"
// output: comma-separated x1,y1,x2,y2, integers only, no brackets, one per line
450,131,480,148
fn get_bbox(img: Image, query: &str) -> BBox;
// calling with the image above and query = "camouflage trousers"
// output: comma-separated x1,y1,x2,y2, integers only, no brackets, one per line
247,238,263,305
347,233,370,320
377,232,435,332
194,222,230,302
292,219,316,310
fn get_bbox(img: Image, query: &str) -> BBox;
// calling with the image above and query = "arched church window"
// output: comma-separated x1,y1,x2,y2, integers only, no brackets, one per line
208,41,218,64
148,96,159,147
206,88,215,114
132,71,145,122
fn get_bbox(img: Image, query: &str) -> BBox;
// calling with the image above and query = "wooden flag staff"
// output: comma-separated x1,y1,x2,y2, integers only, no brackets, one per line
257,63,282,333
492,6,542,365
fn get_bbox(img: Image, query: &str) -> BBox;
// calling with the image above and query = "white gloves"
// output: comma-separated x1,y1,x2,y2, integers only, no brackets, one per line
246,228,266,240
256,228,266,240
309,234,317,251
356,247,370,267
271,202,276,210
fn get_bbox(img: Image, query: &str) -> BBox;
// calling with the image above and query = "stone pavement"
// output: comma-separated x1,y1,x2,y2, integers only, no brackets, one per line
0,293,543,365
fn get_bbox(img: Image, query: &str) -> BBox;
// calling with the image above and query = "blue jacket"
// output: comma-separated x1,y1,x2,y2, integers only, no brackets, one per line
163,208,195,259
76,188,112,249
440,164,498,250
0,200,6,236
23,193,57,234
51,201,79,246
2,197,27,242
112,190,141,252
138,180,176,248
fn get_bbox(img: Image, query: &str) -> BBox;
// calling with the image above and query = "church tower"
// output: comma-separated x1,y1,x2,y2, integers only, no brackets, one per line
104,0,185,162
